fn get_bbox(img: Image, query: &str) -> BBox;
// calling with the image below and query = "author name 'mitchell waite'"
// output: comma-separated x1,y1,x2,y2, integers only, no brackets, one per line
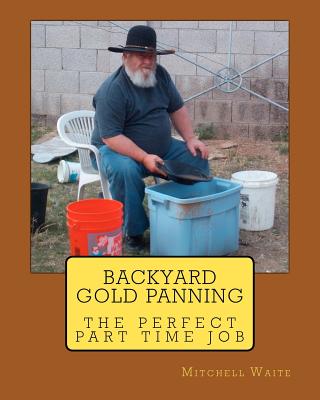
181,366,291,378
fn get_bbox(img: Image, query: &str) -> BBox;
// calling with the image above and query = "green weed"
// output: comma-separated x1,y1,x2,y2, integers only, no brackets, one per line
277,143,288,155
31,126,50,144
271,130,288,142
196,123,216,140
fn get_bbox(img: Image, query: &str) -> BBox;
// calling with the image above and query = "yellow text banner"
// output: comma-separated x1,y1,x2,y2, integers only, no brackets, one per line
66,257,254,351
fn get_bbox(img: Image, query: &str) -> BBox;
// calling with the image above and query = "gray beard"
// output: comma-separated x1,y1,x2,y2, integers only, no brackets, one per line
124,65,157,88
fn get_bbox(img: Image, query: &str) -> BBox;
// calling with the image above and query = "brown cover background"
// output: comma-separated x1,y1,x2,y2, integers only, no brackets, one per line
2,1,317,398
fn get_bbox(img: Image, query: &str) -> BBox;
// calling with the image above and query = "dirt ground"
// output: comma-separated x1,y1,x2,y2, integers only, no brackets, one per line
205,138,288,273
31,129,288,274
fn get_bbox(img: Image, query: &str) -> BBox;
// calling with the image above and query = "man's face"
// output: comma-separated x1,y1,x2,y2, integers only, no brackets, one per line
123,51,156,78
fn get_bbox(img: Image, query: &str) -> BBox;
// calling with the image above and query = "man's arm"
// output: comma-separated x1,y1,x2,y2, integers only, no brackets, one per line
170,106,208,159
103,135,166,175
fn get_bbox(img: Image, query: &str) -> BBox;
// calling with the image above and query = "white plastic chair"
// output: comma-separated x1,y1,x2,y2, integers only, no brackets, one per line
57,110,110,200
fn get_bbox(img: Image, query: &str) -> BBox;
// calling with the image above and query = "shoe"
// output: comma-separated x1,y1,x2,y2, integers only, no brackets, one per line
125,234,145,251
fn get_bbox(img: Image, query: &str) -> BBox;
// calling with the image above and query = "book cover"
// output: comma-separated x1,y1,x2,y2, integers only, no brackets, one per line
2,4,317,399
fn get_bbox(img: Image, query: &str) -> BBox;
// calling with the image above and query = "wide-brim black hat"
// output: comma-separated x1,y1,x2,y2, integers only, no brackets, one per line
108,25,175,56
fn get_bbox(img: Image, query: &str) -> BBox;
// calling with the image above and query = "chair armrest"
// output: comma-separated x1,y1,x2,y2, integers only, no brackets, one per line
60,136,100,158
80,144,105,175
61,135,101,164
75,143,102,164
75,143,100,156
59,135,96,152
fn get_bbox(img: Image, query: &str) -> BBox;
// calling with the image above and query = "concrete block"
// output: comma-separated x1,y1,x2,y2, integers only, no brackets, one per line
64,21,98,26
254,31,288,54
170,74,176,85
46,115,59,128
31,70,44,91
198,21,236,30
232,101,270,123
162,21,198,28
176,75,213,100
275,21,289,31
195,100,232,123
184,100,195,121
215,123,249,139
270,79,289,102
31,25,45,47
111,21,147,28
249,78,269,99
109,52,123,71
81,26,110,49
45,70,79,93
31,48,61,70
235,54,273,78
172,102,195,135
155,28,179,49
46,26,80,48
179,29,216,53
98,21,113,27
80,72,108,94
272,55,288,78
102,21,146,30
196,53,231,76
194,122,249,139
236,21,275,31
31,91,44,114
217,30,254,54
62,49,97,72
61,94,94,113
97,50,110,72
250,78,288,101
270,103,288,124
109,30,126,47
146,21,162,28
212,77,251,100
79,95,94,110
249,124,288,140
225,123,249,138
159,52,197,75
32,21,63,25
44,93,61,116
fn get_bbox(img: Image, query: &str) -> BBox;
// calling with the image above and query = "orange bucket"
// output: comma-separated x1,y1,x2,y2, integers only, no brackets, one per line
66,199,123,256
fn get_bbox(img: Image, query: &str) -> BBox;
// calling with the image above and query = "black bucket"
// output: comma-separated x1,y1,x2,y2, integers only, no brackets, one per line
31,183,49,233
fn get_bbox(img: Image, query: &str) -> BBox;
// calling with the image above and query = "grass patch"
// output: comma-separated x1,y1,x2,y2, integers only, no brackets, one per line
271,130,288,142
222,132,230,140
196,123,216,140
31,126,50,144
210,153,269,179
277,143,288,155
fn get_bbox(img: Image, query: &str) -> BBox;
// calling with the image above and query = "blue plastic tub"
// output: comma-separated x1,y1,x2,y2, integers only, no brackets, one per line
145,178,242,256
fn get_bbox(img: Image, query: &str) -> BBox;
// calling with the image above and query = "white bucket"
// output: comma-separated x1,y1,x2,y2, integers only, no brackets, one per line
231,170,278,231
57,160,81,183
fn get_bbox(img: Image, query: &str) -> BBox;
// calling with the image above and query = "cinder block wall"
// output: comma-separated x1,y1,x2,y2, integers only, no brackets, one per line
31,20,288,139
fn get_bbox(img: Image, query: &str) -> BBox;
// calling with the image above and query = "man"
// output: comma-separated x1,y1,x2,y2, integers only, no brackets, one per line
91,25,209,250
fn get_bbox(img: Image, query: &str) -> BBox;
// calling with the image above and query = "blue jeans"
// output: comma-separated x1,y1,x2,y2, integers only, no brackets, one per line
98,138,210,236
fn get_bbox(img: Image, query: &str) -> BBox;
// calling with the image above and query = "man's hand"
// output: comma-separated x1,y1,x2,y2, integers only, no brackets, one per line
104,135,166,176
186,137,209,159
142,154,167,176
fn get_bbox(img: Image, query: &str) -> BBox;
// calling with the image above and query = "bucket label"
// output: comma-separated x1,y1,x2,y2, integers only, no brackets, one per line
240,194,249,224
69,172,79,182
87,229,122,256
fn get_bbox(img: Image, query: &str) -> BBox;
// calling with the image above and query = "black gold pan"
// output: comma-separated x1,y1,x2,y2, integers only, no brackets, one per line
155,160,213,185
